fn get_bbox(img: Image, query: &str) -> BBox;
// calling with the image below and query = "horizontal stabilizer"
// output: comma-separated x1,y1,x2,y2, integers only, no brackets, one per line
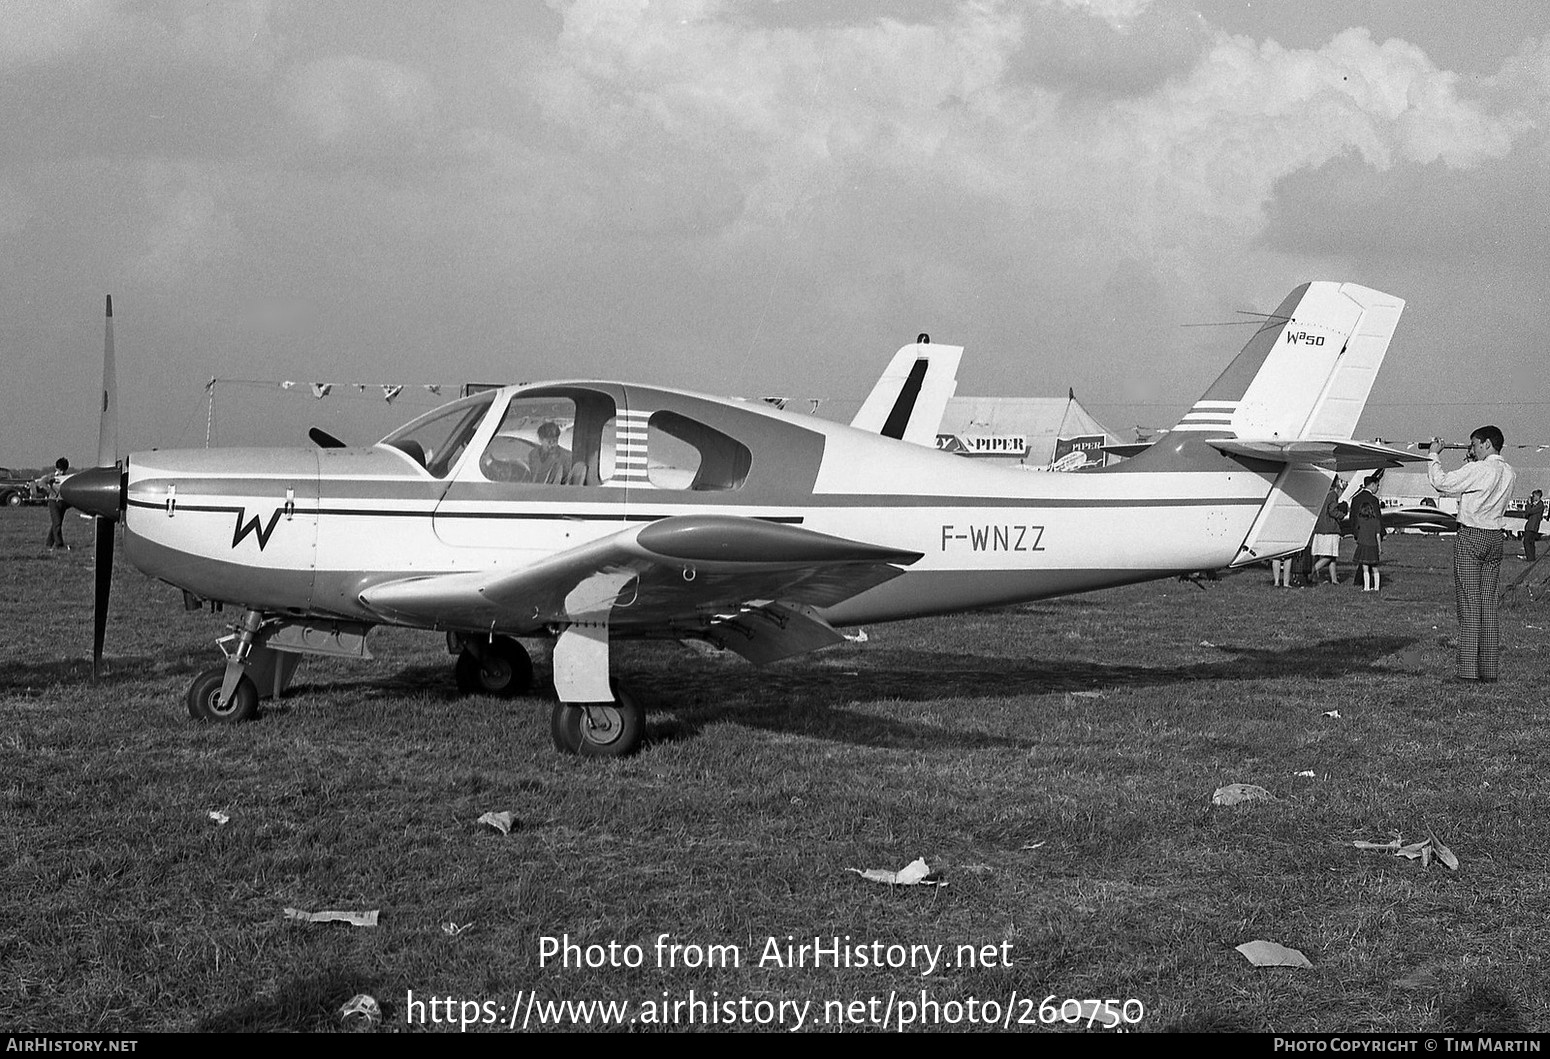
1208,438,1429,472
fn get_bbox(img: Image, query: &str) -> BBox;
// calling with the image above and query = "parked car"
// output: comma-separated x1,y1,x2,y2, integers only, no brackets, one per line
0,467,46,507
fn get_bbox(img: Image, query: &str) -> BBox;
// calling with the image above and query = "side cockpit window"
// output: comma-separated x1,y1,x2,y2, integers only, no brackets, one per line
380,393,496,478
647,411,751,491
478,390,618,487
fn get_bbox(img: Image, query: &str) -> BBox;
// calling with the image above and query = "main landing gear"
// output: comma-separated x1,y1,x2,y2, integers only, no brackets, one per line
450,629,643,756
451,634,534,697
549,680,643,758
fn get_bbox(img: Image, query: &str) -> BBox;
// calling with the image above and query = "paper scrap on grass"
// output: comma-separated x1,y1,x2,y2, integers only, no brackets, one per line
208,810,230,826
1236,940,1313,969
1199,640,1216,648
848,857,945,887
442,921,472,936
842,628,869,643
1293,771,1317,778
477,811,515,835
340,994,381,1028
1352,831,1459,870
1323,710,1341,719
1212,783,1274,806
284,908,380,927
1067,690,1102,699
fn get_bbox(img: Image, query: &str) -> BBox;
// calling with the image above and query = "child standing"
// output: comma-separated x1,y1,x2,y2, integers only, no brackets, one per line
1352,491,1385,591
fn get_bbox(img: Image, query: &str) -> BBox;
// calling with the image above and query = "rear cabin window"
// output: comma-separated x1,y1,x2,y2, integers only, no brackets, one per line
478,391,617,487
647,411,751,491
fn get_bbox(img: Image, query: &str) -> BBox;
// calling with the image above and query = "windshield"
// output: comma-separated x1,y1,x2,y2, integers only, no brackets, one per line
379,392,497,478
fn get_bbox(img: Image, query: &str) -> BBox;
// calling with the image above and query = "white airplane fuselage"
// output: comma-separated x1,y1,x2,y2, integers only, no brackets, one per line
121,408,1274,634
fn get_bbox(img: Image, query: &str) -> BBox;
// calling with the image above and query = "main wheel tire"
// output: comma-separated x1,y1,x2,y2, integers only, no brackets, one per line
186,666,260,723
454,636,534,697
550,680,644,758
2,492,20,507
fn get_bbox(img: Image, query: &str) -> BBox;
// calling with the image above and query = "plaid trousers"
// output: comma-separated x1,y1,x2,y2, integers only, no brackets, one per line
1453,526,1505,680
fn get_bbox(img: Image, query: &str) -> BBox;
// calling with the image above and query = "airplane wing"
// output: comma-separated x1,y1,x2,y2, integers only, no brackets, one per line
1207,438,1429,472
359,515,922,662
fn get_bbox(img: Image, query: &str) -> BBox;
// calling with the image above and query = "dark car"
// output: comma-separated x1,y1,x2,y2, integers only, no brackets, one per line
0,467,46,507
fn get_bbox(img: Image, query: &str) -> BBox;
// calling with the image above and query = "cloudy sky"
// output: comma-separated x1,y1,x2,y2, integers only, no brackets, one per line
2,0,1547,465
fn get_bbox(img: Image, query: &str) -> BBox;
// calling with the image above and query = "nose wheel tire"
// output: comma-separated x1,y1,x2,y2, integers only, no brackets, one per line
186,666,260,723
551,680,643,757
454,635,534,697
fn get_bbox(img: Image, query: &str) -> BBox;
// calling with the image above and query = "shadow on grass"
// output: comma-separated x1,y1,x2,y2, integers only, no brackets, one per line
645,633,1421,752
193,966,385,1032
0,655,163,690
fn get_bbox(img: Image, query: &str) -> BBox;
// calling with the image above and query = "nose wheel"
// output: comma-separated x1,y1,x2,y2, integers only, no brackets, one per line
551,680,643,757
186,666,260,723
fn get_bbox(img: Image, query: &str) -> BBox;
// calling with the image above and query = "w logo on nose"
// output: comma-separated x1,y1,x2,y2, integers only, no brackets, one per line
232,508,284,551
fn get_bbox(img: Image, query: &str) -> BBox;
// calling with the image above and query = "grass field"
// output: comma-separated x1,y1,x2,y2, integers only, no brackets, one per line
2,505,1547,1034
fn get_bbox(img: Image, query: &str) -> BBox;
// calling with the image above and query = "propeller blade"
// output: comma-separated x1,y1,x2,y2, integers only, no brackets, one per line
92,516,114,679
98,295,119,470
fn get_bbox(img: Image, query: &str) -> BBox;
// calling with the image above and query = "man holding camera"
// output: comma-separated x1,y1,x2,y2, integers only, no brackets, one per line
1428,427,1516,682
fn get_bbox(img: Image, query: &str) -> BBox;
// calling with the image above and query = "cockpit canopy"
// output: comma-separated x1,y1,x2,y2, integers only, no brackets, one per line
379,384,811,495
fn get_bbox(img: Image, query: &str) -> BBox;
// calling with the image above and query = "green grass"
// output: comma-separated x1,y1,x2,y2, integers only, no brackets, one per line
2,506,1547,1033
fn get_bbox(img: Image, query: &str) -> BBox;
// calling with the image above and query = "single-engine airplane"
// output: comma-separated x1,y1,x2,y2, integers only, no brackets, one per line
66,282,1427,757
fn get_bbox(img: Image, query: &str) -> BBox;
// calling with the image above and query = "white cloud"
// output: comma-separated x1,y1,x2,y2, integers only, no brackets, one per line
0,182,36,236
132,163,239,287
1051,0,1155,32
282,54,437,145
0,0,117,64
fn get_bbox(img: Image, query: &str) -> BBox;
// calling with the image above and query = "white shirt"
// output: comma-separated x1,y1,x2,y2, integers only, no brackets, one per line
1427,452,1516,530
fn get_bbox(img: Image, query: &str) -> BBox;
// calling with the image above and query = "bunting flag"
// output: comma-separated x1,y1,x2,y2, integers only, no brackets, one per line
311,383,332,399
763,397,789,410
382,385,403,403
281,380,296,390
425,384,441,395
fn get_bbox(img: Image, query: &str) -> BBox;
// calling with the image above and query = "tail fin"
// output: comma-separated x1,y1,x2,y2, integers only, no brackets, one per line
1119,282,1411,565
850,337,962,447
1173,281,1404,443
1124,282,1406,470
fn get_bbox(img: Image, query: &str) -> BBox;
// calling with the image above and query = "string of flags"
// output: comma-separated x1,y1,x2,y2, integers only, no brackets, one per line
207,378,447,403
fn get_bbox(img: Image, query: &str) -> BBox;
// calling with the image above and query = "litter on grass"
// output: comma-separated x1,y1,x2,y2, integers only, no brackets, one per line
284,908,380,927
442,921,473,936
1352,830,1459,870
340,994,381,1028
1323,710,1342,719
848,857,945,887
1236,940,1313,969
207,810,229,826
842,628,869,643
477,810,515,835
1212,783,1274,806
1067,690,1102,699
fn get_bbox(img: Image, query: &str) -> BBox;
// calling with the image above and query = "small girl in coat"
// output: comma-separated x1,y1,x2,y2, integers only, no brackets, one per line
1352,492,1386,591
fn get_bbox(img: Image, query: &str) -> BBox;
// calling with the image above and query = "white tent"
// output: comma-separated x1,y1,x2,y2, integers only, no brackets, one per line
935,395,1123,469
